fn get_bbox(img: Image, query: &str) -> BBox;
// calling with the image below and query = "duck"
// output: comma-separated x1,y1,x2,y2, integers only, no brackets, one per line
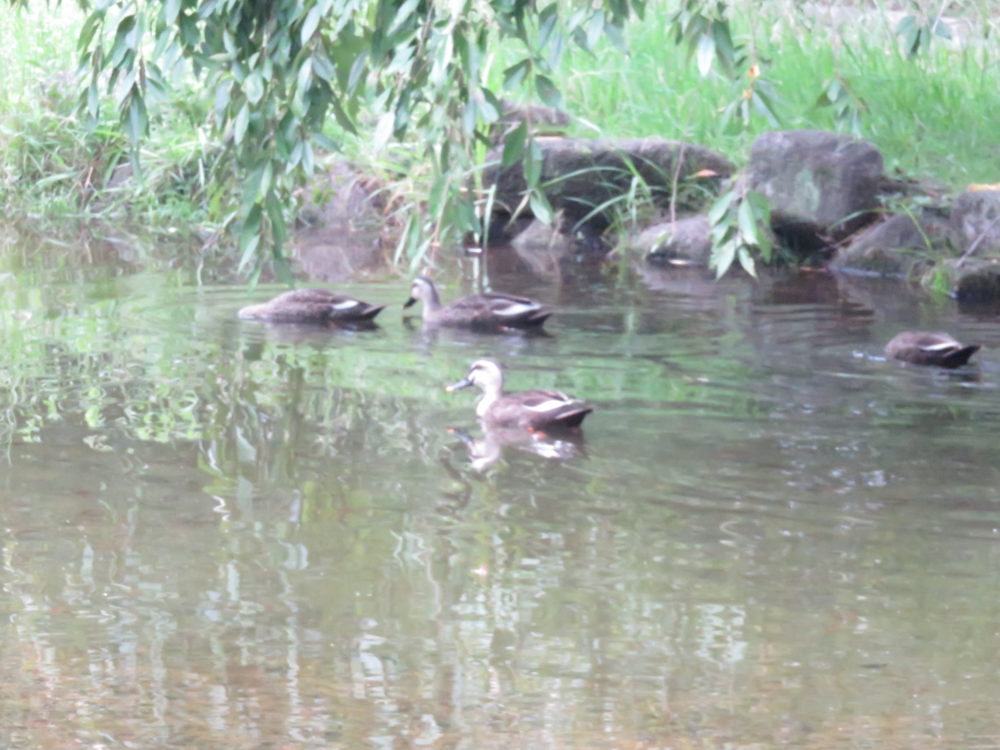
238,289,385,324
446,358,592,431
403,276,551,330
884,331,980,368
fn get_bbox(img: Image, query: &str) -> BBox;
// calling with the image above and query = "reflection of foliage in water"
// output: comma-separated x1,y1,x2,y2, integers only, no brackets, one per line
3,247,1000,747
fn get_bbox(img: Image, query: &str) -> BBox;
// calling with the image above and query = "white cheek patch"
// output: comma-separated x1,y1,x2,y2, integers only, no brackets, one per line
525,398,568,412
495,302,539,317
332,299,360,310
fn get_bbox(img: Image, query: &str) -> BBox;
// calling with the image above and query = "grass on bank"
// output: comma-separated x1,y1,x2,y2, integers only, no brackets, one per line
551,0,1000,188
0,5,229,240
1,1,999,263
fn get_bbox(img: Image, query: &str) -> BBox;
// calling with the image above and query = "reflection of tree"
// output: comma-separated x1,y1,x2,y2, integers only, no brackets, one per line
3,260,1000,746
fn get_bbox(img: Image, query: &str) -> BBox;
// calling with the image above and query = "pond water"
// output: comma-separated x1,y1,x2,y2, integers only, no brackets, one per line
2,233,1000,749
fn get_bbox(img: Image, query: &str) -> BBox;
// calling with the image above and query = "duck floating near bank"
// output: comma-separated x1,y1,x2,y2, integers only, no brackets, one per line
238,289,385,324
446,358,592,431
885,331,981,368
404,276,551,330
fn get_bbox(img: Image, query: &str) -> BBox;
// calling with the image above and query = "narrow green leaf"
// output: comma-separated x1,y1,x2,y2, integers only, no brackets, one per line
502,58,530,91
296,57,313,94
127,94,147,142
479,91,499,123
695,33,715,76
535,74,561,108
501,121,527,168
163,0,180,25
529,190,554,225
245,72,264,104
373,111,394,150
934,20,952,39
712,239,736,279
707,189,736,225
737,197,759,244
301,5,322,44
745,190,771,224
538,3,558,50
265,192,288,244
586,10,605,50
238,204,263,271
737,246,757,278
233,102,249,145
524,137,543,186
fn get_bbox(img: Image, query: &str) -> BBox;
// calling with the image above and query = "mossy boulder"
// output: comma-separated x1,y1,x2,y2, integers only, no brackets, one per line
748,130,883,254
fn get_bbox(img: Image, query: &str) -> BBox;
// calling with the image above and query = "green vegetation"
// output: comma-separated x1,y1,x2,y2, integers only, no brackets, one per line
1,1,998,277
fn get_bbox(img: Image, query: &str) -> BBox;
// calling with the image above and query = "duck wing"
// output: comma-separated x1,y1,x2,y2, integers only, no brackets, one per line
481,292,552,327
494,389,592,430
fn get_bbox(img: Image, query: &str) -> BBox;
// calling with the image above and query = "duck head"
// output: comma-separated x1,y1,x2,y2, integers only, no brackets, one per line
446,358,504,394
404,276,439,309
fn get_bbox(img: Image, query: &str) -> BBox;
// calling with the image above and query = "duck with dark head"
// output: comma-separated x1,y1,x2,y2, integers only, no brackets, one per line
239,288,385,324
404,276,551,331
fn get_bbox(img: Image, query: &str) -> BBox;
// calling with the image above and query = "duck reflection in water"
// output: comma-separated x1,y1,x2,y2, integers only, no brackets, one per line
449,426,586,473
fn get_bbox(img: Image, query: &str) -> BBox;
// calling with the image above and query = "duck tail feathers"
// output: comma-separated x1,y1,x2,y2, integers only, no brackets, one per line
553,406,592,429
358,304,386,320
942,344,980,368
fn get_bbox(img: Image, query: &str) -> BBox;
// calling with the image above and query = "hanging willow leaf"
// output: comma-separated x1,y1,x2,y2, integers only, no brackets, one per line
71,0,653,278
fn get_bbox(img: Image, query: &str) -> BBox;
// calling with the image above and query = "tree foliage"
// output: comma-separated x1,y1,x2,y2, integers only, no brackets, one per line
75,0,646,279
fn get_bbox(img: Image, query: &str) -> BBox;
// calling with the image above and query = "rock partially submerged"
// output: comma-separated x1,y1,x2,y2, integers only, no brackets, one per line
633,215,712,266
830,211,951,278
925,257,1000,304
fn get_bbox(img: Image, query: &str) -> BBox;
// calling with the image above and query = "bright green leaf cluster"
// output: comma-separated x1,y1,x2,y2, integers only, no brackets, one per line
707,187,772,279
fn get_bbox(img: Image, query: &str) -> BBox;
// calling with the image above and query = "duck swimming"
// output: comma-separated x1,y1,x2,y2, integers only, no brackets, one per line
238,289,385,324
884,331,980,368
446,358,592,431
403,276,551,330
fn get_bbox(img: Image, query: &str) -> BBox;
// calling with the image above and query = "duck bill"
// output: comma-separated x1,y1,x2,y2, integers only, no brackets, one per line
403,297,417,309
445,377,473,393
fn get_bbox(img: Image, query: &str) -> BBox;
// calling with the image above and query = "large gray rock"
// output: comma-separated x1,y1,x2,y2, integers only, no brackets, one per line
748,130,884,251
485,137,734,231
632,215,712,266
829,211,952,277
950,189,1000,257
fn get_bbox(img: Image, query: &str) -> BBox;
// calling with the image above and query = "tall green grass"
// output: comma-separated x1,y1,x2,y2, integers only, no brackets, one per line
554,0,1000,189
0,3,229,240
